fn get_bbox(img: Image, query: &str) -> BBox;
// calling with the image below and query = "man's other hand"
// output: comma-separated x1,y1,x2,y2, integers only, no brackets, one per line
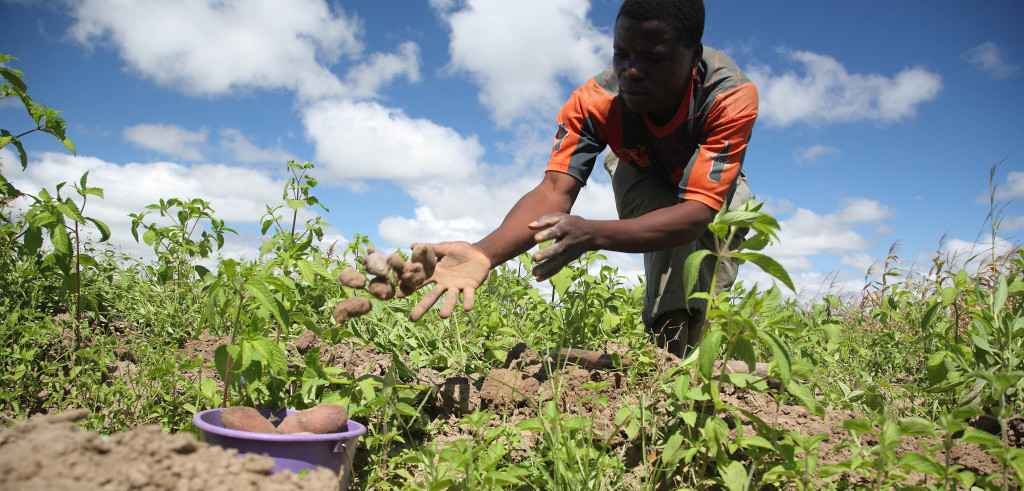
529,213,594,281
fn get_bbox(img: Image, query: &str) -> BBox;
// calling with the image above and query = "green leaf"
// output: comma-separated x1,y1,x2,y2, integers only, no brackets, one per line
786,380,824,418
483,470,520,487
839,417,874,434
244,278,290,329
142,228,157,246
698,329,725,380
926,351,951,386
50,221,72,257
757,329,792,386
898,453,943,477
251,337,288,376
23,224,42,253
959,428,1002,447
86,217,111,242
683,249,714,300
548,263,572,300
898,417,937,437
720,460,748,491
661,432,685,466
515,417,544,432
731,251,795,292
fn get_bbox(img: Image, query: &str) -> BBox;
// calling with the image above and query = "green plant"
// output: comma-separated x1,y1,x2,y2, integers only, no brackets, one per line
0,54,75,170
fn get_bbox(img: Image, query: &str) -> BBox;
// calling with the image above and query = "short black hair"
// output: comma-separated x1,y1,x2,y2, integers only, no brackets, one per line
617,0,705,48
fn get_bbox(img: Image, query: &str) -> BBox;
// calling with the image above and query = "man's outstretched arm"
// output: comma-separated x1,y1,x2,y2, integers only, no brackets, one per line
409,171,582,321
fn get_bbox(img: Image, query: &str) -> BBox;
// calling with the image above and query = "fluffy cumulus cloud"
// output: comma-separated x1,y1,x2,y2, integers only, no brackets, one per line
1,149,342,261
344,42,422,100
964,41,1020,80
123,124,207,161
218,129,296,165
764,197,894,274
435,0,611,128
302,99,485,183
68,0,363,100
746,49,942,127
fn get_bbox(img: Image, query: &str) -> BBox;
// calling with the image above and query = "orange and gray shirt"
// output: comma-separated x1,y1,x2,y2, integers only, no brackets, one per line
546,47,758,211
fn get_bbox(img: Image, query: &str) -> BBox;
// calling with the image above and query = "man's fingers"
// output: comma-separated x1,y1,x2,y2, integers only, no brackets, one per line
532,240,564,262
439,288,460,318
462,288,475,312
410,285,444,321
528,214,563,230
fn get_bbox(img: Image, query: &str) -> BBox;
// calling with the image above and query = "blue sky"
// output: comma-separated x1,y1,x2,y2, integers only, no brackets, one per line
1,0,1022,301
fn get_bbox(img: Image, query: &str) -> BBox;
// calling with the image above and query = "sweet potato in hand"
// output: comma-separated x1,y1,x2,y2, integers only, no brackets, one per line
362,251,389,277
333,296,371,323
277,403,349,434
386,252,405,274
399,261,426,295
221,407,279,434
411,243,436,278
368,276,396,300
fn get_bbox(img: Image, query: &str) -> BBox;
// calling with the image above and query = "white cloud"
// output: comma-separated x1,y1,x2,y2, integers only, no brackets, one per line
302,99,485,183
794,144,839,163
746,49,942,127
964,41,1020,80
837,197,894,224
992,171,1024,201
123,123,207,161
344,41,421,100
218,129,296,165
941,235,1016,274
763,197,894,275
2,150,342,262
68,0,361,100
436,0,611,128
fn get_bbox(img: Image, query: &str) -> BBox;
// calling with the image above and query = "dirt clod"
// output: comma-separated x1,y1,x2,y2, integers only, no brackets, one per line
0,410,339,490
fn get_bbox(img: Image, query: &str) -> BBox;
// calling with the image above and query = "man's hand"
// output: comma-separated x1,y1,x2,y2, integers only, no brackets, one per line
529,213,595,281
409,241,491,321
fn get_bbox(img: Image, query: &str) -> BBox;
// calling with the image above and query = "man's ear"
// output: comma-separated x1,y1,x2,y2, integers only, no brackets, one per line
691,43,703,68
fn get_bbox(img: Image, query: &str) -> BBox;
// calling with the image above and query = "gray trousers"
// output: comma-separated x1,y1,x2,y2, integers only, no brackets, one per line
603,153,750,334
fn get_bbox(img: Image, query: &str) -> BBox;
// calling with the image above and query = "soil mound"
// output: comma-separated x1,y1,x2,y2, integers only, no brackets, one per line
0,409,339,490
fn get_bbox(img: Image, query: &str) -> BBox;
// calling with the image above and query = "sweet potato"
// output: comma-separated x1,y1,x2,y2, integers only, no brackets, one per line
386,252,405,274
398,261,426,295
362,251,389,277
277,403,349,435
337,267,366,289
221,406,279,434
367,276,396,300
333,296,371,323
411,243,436,278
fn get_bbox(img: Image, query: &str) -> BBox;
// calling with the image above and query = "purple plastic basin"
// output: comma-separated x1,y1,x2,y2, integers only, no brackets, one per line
194,407,366,482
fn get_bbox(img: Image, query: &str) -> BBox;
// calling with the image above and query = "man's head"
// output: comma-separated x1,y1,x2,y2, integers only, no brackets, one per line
613,0,704,123
617,0,704,49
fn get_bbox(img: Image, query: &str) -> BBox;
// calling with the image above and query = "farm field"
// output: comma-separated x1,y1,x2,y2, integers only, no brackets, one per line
3,54,1024,490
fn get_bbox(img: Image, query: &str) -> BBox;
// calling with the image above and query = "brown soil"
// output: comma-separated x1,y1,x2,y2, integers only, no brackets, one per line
0,409,339,490
12,332,1005,489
